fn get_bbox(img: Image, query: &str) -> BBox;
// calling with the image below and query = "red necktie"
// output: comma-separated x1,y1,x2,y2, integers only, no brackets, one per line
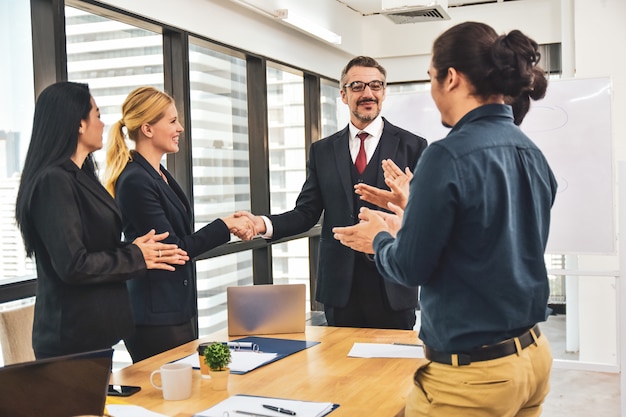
355,132,368,174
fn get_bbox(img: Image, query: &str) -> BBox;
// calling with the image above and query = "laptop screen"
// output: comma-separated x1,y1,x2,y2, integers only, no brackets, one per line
0,348,113,417
227,284,306,336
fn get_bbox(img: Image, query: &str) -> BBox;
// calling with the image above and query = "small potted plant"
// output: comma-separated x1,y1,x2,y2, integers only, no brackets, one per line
203,342,231,390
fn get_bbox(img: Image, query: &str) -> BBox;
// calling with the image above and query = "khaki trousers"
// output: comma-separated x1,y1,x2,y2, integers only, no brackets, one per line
405,334,552,417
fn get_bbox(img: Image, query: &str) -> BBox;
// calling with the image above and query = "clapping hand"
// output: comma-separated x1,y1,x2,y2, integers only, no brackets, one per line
134,229,189,271
333,207,390,254
374,202,404,237
355,159,412,210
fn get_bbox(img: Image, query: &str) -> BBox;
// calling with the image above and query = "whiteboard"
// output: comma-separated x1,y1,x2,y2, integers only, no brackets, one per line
339,77,615,254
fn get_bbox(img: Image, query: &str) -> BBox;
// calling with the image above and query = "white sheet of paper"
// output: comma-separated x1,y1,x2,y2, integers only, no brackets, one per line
193,394,334,417
107,404,169,417
175,351,279,373
174,353,201,368
347,342,424,358
229,350,279,373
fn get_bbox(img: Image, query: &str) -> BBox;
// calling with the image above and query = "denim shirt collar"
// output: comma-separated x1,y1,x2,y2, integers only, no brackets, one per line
448,103,514,136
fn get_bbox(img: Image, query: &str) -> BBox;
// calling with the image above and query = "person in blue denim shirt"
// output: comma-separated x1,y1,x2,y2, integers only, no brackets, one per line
334,22,557,417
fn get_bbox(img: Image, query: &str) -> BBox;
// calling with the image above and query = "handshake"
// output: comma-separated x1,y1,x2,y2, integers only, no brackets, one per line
222,159,413,243
222,211,267,241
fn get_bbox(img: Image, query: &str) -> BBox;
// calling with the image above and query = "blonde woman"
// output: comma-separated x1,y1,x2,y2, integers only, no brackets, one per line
105,87,255,362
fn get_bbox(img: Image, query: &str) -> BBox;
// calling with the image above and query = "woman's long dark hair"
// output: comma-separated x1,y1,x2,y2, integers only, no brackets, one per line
431,21,547,124
15,81,96,257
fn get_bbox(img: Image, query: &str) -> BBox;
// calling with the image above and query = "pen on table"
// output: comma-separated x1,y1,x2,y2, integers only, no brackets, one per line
392,342,423,347
263,404,297,415
234,410,275,417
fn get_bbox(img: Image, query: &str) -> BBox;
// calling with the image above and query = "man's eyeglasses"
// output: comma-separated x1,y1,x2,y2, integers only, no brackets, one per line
343,80,386,92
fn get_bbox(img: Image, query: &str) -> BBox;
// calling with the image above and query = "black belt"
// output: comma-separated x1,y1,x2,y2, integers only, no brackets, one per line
424,324,541,366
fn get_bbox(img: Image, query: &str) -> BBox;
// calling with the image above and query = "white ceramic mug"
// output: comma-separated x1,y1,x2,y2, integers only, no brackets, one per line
150,362,192,400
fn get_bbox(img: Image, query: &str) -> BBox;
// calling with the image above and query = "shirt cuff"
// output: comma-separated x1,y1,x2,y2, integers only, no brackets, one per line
260,215,273,239
373,230,394,252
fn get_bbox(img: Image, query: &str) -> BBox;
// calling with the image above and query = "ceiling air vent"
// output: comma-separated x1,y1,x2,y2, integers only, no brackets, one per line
381,1,451,23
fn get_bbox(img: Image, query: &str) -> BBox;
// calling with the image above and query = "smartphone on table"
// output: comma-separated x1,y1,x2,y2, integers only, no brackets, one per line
107,384,141,397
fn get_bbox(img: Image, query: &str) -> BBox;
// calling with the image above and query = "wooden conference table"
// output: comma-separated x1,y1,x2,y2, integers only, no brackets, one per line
111,326,423,417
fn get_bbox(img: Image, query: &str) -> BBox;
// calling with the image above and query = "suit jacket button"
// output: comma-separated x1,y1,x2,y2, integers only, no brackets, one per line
183,279,188,286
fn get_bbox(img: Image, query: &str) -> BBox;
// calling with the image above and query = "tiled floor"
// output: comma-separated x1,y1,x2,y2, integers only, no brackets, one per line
541,314,620,416
544,367,619,416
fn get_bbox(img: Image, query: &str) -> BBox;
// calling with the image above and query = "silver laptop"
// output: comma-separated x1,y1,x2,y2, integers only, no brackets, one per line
0,348,113,417
227,284,306,336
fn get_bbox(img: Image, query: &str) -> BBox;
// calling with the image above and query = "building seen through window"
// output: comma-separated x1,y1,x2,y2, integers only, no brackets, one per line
0,0,36,284
188,39,253,337
266,65,310,310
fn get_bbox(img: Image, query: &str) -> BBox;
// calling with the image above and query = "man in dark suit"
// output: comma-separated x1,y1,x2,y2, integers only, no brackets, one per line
239,56,427,329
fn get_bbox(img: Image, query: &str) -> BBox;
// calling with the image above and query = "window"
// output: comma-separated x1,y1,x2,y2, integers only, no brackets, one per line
65,6,165,367
196,252,253,336
320,78,340,139
0,0,36,284
266,64,311,309
0,0,35,367
267,65,306,208
188,39,253,337
65,6,164,175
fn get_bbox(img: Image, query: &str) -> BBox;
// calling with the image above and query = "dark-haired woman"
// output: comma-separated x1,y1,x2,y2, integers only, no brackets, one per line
333,22,556,416
15,81,188,359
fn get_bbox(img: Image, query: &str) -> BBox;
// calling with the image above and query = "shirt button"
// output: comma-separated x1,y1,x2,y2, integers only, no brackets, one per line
183,279,188,286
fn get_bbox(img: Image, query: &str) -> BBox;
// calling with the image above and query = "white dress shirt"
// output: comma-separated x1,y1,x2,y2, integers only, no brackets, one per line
260,115,385,238
348,115,384,165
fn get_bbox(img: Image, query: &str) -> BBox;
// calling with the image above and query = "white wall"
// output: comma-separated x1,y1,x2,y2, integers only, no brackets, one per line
86,0,353,79
94,0,563,82
574,0,626,161
572,0,626,365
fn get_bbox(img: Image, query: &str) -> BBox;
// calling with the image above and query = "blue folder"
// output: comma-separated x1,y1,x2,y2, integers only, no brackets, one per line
229,336,320,375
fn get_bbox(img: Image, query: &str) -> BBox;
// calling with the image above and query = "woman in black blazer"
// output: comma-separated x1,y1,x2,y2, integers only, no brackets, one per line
105,86,255,362
15,82,188,359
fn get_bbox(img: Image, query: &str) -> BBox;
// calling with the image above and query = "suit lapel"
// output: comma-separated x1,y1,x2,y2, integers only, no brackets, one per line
132,152,191,226
160,168,192,221
63,160,121,219
333,126,356,213
332,121,402,212
377,120,401,190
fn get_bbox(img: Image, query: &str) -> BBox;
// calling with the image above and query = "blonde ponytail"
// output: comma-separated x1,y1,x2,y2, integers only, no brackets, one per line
104,86,174,196
104,120,132,197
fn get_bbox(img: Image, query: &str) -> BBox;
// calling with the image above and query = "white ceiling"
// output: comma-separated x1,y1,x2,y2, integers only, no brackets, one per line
337,0,514,15
224,0,552,71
